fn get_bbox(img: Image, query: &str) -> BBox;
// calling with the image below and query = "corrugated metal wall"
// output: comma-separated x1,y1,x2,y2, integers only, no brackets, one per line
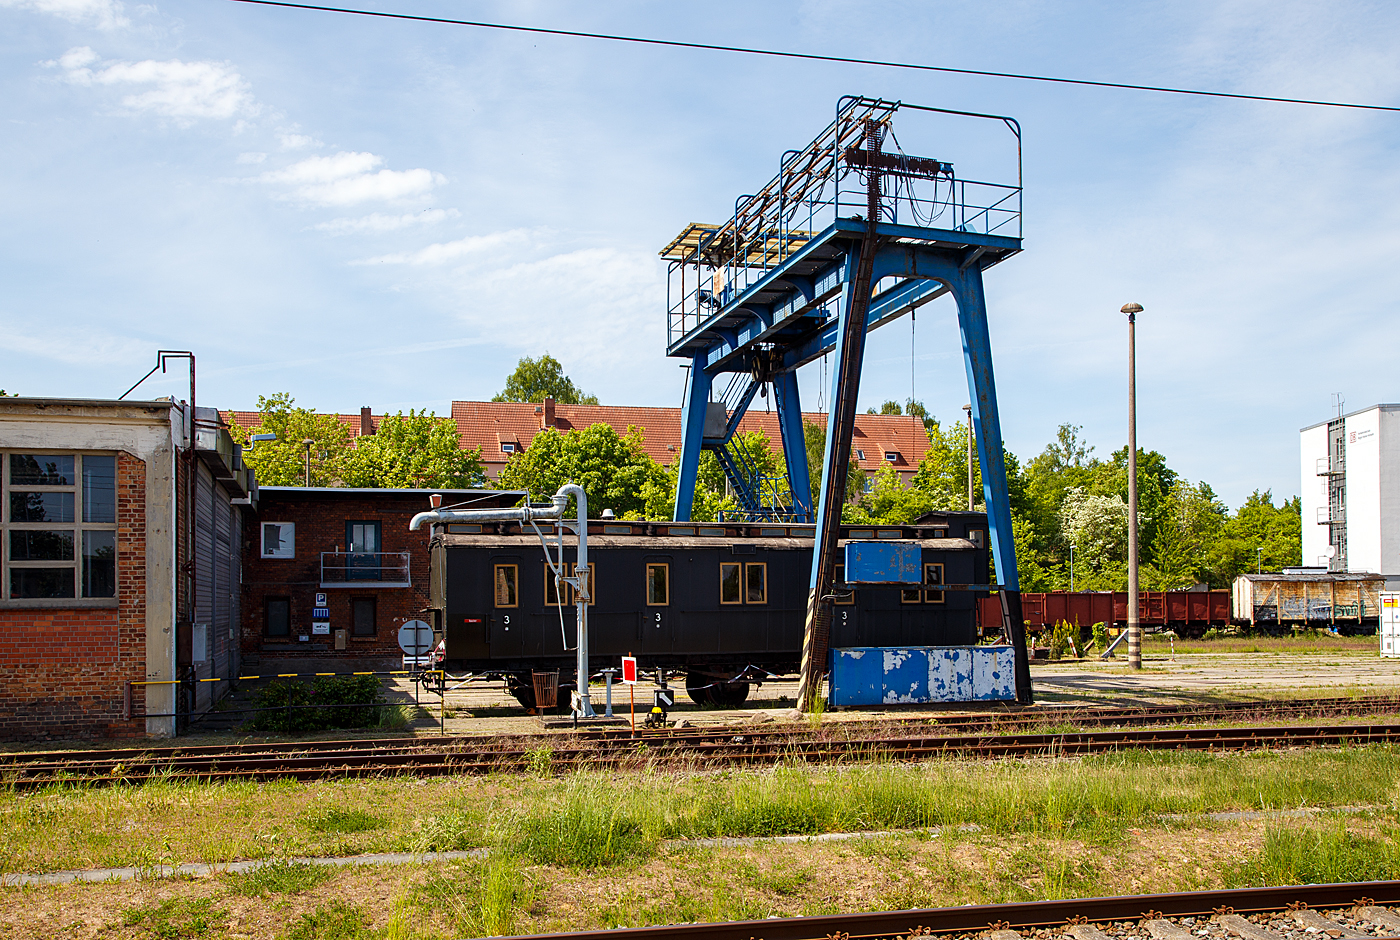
192,462,240,712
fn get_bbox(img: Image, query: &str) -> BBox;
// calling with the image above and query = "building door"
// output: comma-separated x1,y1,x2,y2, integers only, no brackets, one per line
346,521,381,580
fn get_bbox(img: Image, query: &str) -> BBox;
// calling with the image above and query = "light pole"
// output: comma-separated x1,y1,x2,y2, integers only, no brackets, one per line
962,403,974,511
1256,546,1263,574
1122,302,1143,670
302,438,314,487
1070,543,1075,592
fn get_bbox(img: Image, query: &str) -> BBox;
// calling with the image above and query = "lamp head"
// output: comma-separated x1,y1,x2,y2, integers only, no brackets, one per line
1121,302,1144,318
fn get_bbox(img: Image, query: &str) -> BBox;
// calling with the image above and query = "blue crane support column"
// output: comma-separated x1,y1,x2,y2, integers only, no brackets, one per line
950,263,1034,704
673,355,712,522
772,369,812,520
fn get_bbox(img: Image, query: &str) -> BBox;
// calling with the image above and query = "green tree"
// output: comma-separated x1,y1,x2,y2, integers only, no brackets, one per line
1210,490,1302,584
1143,481,1227,590
230,393,353,486
495,423,668,519
492,353,599,405
341,410,485,489
803,420,865,506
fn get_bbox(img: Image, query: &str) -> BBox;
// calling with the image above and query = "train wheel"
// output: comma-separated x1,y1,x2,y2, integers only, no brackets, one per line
685,672,714,706
709,681,750,708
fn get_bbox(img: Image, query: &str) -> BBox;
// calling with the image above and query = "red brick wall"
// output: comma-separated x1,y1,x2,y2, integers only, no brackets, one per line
241,495,436,669
0,452,148,740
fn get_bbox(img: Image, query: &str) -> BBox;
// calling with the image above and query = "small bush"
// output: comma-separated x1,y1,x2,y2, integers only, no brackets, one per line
225,859,333,897
247,676,385,734
1203,627,1221,641
306,808,383,834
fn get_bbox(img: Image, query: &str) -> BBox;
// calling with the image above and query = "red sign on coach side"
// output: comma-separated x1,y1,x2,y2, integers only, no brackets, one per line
621,656,637,685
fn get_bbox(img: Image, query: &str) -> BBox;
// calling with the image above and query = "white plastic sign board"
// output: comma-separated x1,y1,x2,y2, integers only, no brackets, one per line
398,620,434,656
315,592,327,606
312,622,330,635
621,656,637,684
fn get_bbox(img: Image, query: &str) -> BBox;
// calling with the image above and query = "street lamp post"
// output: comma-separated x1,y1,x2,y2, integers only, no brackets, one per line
1122,302,1143,671
302,438,314,487
1070,543,1075,592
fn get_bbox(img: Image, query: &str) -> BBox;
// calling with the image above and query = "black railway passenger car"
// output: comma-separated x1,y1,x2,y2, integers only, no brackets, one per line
424,515,990,708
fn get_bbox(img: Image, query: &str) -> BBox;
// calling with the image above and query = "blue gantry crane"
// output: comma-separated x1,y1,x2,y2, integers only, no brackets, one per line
661,96,1032,706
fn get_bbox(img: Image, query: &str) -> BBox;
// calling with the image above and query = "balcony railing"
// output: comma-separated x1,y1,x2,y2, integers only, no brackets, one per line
320,552,411,588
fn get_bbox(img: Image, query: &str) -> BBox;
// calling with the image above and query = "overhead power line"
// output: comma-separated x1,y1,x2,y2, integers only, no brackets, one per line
225,0,1400,114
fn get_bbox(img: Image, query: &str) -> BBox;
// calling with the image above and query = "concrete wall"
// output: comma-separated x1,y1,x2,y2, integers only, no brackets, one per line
0,399,178,739
1300,422,1330,568
1346,407,1383,573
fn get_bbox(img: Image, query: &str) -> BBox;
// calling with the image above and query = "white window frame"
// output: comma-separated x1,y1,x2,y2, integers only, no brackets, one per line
261,521,296,559
1,451,119,605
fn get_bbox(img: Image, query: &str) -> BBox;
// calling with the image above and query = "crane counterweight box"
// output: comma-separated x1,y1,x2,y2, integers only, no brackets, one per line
844,541,921,584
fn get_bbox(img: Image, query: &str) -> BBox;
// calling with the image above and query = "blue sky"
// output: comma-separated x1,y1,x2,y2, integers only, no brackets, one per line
3,0,1399,510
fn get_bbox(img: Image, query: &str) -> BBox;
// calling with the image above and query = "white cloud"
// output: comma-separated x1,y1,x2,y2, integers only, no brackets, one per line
236,151,266,164
49,46,257,121
355,229,531,264
0,0,128,30
311,208,459,235
256,150,444,207
279,133,320,150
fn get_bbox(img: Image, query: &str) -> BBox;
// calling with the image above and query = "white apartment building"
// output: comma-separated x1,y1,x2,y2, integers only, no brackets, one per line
1300,404,1400,578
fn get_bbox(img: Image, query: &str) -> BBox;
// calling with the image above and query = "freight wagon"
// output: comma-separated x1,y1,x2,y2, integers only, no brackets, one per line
424,517,990,709
976,590,1231,638
1231,572,1383,633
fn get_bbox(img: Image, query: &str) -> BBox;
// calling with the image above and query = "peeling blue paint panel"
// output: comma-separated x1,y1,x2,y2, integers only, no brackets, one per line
829,646,1016,705
844,541,921,583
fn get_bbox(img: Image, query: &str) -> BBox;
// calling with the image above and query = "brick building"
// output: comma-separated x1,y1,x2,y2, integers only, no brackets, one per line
240,487,524,671
0,398,254,740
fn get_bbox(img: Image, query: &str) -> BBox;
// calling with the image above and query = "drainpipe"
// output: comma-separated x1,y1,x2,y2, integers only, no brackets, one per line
410,483,594,717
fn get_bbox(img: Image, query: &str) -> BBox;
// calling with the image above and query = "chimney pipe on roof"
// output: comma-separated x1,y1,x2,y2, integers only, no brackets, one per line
360,407,374,437
544,397,556,429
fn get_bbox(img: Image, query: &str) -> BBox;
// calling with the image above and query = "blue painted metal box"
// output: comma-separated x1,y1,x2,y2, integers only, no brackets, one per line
844,541,920,583
828,646,1016,705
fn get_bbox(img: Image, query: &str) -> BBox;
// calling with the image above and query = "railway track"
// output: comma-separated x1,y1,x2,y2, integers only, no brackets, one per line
5,711,1400,788
504,881,1400,940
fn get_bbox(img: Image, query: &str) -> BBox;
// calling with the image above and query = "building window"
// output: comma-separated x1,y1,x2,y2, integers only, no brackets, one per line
501,442,516,453
967,528,985,549
646,563,669,606
261,522,295,559
833,564,855,604
884,451,899,462
924,563,945,604
745,563,767,604
2,452,117,601
266,596,291,636
855,449,865,460
544,562,595,606
720,562,742,604
351,597,376,636
494,564,518,607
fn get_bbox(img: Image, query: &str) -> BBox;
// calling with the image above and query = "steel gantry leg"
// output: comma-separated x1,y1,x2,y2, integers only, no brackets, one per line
673,354,712,522
950,263,1033,705
772,369,812,522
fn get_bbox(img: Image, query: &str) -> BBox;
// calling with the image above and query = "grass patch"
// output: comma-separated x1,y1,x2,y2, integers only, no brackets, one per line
225,859,334,897
1224,822,1400,886
305,808,384,834
285,900,371,940
418,853,535,937
122,897,227,938
515,777,654,867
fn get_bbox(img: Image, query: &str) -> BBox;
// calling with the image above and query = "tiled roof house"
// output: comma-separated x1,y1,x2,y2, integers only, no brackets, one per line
227,400,933,484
